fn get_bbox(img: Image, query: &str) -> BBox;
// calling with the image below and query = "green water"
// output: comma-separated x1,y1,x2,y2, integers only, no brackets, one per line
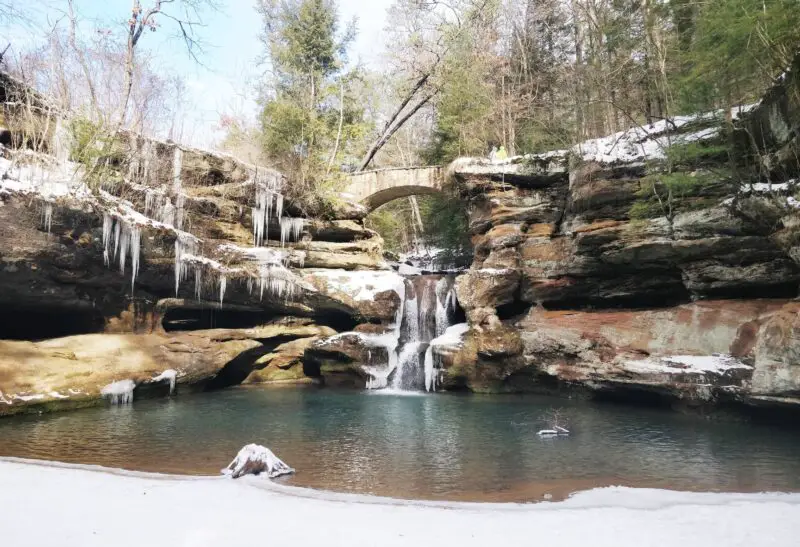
1,387,798,502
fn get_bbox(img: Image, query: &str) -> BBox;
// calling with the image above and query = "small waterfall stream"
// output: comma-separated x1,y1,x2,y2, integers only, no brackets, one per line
366,274,459,392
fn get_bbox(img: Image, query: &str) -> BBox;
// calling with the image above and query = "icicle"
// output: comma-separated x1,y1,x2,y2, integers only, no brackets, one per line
101,379,135,405
144,190,155,217
275,193,284,220
127,137,141,182
174,235,198,296
194,267,202,300
118,223,130,274
435,277,454,336
152,370,177,395
175,193,186,230
141,141,153,184
172,147,183,194
280,217,305,246
160,199,176,226
112,220,121,260
219,274,227,306
130,226,141,289
42,202,53,233
424,346,436,392
102,213,113,265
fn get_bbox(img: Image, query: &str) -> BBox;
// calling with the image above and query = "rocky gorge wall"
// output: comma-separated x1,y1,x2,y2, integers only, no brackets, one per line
4,60,800,417
437,65,800,411
0,78,412,414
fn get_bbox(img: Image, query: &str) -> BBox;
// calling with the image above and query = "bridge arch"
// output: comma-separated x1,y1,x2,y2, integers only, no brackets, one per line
343,166,444,211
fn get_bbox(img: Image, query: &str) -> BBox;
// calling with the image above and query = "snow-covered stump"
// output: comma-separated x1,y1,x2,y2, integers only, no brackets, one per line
223,444,295,479
537,426,570,437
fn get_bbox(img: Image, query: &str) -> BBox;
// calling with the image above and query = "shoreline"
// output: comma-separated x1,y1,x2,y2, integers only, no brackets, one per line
6,454,800,505
2,457,800,546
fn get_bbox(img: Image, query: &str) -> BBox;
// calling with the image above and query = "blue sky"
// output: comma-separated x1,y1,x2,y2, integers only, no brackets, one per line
5,0,392,147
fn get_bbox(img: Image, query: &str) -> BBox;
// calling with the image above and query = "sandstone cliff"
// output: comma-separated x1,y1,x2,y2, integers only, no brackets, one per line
439,61,800,410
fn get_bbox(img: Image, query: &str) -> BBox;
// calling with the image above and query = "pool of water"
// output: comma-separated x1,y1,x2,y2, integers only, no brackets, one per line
1,387,799,502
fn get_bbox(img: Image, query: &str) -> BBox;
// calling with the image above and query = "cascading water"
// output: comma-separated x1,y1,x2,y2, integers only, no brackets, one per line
365,274,459,392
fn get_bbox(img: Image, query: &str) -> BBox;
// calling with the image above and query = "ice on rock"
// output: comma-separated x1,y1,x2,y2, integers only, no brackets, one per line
219,274,227,306
151,369,178,394
42,202,53,233
252,169,286,247
280,217,305,246
424,323,469,392
100,214,142,288
174,235,199,296
172,147,183,194
194,267,203,300
223,443,295,479
624,354,753,375
101,379,135,405
129,225,141,289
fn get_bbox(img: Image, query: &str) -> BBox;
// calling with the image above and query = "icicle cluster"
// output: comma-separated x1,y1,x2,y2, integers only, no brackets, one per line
280,217,305,246
252,170,283,247
251,169,304,247
174,235,200,296
101,213,143,289
101,379,135,405
143,188,185,230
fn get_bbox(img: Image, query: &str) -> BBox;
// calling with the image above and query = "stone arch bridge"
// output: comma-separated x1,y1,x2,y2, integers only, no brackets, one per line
343,166,444,211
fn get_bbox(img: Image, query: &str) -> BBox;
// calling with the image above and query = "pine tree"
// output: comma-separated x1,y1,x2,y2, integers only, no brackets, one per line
257,0,366,211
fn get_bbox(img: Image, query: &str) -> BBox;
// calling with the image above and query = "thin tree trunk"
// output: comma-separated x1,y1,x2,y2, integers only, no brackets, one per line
358,91,436,171
357,73,431,171
326,78,345,175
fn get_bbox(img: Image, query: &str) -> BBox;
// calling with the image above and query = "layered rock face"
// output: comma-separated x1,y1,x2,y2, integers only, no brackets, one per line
443,70,800,409
0,76,405,414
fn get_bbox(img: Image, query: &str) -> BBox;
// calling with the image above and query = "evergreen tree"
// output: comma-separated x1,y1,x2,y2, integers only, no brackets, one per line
257,0,366,212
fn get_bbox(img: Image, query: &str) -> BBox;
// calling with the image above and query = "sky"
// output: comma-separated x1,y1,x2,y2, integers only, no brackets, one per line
3,0,393,148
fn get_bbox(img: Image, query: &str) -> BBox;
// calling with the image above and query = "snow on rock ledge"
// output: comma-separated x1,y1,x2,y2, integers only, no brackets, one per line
622,354,752,376
305,269,404,301
223,444,295,479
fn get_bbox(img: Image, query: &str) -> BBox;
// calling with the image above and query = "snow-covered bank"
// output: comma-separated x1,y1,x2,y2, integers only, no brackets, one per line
2,459,799,547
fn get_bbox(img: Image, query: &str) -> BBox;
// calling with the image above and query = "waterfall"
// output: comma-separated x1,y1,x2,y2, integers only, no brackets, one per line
366,274,459,392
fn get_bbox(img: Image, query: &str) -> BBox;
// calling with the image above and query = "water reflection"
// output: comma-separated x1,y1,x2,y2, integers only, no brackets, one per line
1,388,799,501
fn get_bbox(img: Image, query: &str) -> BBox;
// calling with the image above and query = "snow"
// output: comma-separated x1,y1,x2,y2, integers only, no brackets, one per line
151,370,178,394
2,459,799,547
311,269,405,301
623,354,752,375
573,106,757,165
223,444,295,479
746,182,793,192
100,380,135,405
538,426,570,437
430,323,470,348
11,393,45,402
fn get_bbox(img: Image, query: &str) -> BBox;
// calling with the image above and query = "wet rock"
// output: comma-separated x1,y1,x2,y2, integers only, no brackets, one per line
752,303,800,399
303,332,388,388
